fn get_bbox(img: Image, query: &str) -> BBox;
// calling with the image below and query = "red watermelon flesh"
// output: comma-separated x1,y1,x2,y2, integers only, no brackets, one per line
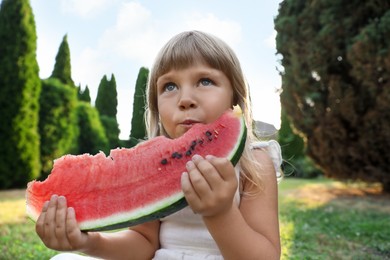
26,106,246,231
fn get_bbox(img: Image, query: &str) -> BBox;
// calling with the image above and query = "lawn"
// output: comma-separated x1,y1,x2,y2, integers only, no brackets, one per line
278,178,390,259
1,178,389,259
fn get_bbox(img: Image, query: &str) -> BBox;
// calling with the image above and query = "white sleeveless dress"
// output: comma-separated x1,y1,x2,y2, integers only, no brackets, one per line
51,140,282,260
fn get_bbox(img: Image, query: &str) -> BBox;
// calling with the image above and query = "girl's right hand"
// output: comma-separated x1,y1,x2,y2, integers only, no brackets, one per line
36,195,89,251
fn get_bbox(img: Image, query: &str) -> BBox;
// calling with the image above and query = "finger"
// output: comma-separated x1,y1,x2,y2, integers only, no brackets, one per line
66,207,84,250
181,171,201,210
186,160,213,199
44,195,58,239
205,155,236,182
36,200,49,239
191,155,223,189
55,196,72,249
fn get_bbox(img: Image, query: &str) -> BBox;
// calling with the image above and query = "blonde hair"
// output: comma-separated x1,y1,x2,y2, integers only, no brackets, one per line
146,30,264,191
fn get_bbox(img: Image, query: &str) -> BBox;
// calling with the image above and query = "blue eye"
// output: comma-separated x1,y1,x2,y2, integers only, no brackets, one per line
199,78,213,87
164,82,177,92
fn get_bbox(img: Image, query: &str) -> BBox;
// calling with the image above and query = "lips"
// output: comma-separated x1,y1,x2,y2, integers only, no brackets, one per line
180,119,200,125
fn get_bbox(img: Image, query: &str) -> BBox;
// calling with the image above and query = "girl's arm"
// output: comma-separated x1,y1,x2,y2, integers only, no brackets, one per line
182,150,280,260
82,221,160,260
36,195,160,260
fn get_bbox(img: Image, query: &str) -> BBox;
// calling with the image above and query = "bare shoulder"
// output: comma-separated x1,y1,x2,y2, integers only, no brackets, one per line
246,148,278,188
253,148,276,170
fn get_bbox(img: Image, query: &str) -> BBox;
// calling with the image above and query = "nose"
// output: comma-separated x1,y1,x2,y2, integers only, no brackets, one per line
178,87,197,110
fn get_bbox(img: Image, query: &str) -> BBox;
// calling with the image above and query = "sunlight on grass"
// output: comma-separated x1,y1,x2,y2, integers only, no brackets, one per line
278,178,390,259
0,190,57,259
0,199,27,224
279,220,294,259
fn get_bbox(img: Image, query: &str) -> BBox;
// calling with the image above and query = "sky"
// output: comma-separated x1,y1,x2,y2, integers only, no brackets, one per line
29,0,283,139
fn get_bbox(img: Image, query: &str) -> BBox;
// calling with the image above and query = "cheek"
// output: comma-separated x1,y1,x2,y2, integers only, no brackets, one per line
157,109,174,133
158,109,170,126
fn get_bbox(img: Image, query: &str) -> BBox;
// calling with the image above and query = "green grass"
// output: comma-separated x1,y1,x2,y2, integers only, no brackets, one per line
279,178,390,259
0,190,57,259
1,178,390,259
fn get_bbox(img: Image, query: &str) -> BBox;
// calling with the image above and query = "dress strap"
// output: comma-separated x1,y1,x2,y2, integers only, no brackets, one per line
250,140,283,180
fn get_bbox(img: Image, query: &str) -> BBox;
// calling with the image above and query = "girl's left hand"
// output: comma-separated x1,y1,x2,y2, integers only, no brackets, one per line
181,154,238,217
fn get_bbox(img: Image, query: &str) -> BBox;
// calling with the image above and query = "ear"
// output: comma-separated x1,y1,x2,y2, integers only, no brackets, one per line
232,93,239,107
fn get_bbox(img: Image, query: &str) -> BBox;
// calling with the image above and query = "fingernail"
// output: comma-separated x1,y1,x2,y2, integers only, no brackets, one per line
205,155,214,160
50,194,58,201
192,154,202,161
186,160,195,169
67,207,75,217
58,196,66,204
181,172,189,181
42,201,49,211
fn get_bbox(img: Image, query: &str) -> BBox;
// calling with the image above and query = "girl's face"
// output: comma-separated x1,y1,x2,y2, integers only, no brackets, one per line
156,61,234,139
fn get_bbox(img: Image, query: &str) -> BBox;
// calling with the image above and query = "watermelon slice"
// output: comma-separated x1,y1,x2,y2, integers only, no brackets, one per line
26,106,246,231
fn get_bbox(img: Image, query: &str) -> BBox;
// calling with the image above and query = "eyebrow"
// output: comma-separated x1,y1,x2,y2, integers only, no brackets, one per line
156,66,223,86
156,74,174,87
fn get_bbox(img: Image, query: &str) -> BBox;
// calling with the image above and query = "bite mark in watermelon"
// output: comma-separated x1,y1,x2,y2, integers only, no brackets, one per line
26,106,247,231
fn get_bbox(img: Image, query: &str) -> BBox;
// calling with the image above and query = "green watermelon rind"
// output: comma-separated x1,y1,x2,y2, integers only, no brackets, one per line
25,193,188,232
83,193,188,231
228,114,247,167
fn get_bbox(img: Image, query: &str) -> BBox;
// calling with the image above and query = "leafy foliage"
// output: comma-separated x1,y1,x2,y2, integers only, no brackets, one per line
50,34,74,86
278,108,321,178
76,102,109,155
95,74,120,148
95,74,118,118
77,85,91,103
100,115,120,149
39,78,79,179
130,67,149,142
0,0,41,188
275,0,390,191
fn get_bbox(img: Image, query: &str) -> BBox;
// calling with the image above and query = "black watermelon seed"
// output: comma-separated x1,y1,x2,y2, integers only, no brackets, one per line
190,140,197,150
186,150,192,156
198,139,204,145
205,131,212,136
172,152,183,159
161,158,168,165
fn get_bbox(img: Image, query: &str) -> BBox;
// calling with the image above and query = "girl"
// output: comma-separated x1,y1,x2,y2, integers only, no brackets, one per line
36,30,282,260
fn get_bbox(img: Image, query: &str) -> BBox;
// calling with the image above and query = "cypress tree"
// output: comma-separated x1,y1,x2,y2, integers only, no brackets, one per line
130,67,149,143
100,115,120,148
0,0,41,188
275,0,390,190
278,107,305,161
78,85,91,103
278,107,321,178
95,74,117,118
76,102,109,155
95,74,120,148
50,34,74,86
39,78,79,178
